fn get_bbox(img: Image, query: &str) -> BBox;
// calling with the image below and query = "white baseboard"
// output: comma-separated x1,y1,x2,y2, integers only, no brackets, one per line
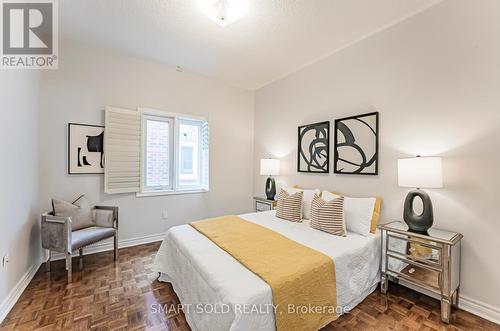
398,279,500,325
0,232,166,324
50,232,166,261
460,295,500,325
0,260,42,324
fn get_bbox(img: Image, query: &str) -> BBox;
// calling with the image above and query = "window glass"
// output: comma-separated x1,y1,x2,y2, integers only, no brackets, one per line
180,146,194,174
145,119,170,188
178,123,200,187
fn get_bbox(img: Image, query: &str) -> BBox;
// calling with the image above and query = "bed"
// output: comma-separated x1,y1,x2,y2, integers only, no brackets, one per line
153,210,381,331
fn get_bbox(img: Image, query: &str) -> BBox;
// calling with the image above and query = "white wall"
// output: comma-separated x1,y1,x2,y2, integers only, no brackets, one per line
39,41,255,242
254,0,500,317
0,71,40,313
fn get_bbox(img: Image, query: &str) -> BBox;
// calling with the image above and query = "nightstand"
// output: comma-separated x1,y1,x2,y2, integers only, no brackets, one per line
253,196,277,212
379,221,462,323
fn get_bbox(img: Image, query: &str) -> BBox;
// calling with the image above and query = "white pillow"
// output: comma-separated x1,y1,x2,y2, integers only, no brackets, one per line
322,191,376,236
344,197,376,236
282,187,320,220
321,191,342,201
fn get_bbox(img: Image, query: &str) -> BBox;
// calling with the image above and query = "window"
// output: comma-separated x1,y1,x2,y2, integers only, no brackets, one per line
144,116,173,190
141,113,209,194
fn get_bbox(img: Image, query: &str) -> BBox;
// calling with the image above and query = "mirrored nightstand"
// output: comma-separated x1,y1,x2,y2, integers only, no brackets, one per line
253,196,277,212
379,221,463,323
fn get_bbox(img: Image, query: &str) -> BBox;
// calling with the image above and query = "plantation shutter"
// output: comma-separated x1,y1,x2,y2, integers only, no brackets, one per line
201,120,210,190
104,106,142,194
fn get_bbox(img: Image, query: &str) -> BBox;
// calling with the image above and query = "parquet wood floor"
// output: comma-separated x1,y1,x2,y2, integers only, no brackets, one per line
1,242,498,331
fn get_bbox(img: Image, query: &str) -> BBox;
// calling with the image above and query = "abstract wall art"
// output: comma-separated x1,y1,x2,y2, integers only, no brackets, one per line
334,112,379,175
297,121,330,173
68,123,105,174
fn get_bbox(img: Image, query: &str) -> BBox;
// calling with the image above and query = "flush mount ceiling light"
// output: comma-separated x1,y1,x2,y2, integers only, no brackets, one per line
199,0,248,27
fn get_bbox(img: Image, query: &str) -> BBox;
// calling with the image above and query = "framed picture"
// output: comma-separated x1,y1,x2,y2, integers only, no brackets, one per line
68,123,105,174
297,121,330,173
334,112,379,175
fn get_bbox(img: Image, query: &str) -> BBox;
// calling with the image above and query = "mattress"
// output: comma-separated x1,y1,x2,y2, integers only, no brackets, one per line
153,211,381,331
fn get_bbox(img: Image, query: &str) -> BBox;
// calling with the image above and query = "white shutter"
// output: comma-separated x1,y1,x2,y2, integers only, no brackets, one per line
201,120,209,190
104,106,142,194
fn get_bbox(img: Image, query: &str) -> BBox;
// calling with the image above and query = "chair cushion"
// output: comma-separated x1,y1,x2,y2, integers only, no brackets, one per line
93,209,115,227
52,195,94,230
72,226,116,250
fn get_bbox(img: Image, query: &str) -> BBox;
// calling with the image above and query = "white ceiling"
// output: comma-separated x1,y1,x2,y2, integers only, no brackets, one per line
60,0,441,90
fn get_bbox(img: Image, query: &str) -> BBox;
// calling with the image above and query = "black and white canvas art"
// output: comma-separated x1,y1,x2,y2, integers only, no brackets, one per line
334,112,379,175
68,123,105,174
297,121,330,173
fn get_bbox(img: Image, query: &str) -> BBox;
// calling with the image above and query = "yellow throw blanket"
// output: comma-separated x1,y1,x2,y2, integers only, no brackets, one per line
191,215,338,331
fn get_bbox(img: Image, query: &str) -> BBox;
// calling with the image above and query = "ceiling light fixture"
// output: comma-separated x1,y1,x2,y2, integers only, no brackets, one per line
199,0,248,27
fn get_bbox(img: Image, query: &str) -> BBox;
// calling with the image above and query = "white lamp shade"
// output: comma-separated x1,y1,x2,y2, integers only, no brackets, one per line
260,159,280,176
398,157,443,188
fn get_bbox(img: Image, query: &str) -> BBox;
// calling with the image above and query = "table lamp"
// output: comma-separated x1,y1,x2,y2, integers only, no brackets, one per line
398,156,443,234
260,158,280,200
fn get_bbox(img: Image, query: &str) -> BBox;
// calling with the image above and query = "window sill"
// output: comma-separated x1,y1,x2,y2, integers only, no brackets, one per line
136,188,209,198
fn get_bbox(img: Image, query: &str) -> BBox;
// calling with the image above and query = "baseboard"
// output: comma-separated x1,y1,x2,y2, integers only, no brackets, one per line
398,279,500,325
50,232,166,261
0,260,42,324
460,295,500,325
0,233,165,324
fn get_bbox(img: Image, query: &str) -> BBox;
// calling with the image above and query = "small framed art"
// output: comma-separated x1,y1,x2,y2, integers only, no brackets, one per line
68,123,105,174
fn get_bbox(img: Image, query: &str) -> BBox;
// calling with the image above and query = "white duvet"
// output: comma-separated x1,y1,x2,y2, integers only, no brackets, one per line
153,211,381,331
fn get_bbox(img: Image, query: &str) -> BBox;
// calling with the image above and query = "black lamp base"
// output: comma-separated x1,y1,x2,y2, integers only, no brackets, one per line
403,189,434,235
265,177,276,200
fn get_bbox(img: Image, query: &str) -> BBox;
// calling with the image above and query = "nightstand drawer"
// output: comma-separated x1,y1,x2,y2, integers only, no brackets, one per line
256,201,272,212
387,233,442,269
387,255,441,291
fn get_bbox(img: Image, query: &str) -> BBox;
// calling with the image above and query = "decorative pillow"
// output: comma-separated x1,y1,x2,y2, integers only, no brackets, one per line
52,195,94,230
322,191,381,235
321,191,342,201
73,195,91,209
275,189,303,223
310,194,346,236
283,186,320,220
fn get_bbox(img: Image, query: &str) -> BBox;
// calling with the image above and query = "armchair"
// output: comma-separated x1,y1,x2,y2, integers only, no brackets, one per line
41,205,118,283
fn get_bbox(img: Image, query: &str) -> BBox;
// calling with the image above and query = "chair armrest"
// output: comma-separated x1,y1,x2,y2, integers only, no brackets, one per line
93,206,118,229
41,212,72,253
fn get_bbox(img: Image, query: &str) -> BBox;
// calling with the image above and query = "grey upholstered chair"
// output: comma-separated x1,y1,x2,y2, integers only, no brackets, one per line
41,206,118,283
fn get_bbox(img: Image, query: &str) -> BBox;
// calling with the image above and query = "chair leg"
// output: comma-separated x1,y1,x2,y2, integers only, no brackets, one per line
66,253,72,283
79,248,83,270
46,251,51,272
114,234,118,261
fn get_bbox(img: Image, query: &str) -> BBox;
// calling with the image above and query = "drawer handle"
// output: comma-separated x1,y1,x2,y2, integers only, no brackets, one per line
408,268,416,274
